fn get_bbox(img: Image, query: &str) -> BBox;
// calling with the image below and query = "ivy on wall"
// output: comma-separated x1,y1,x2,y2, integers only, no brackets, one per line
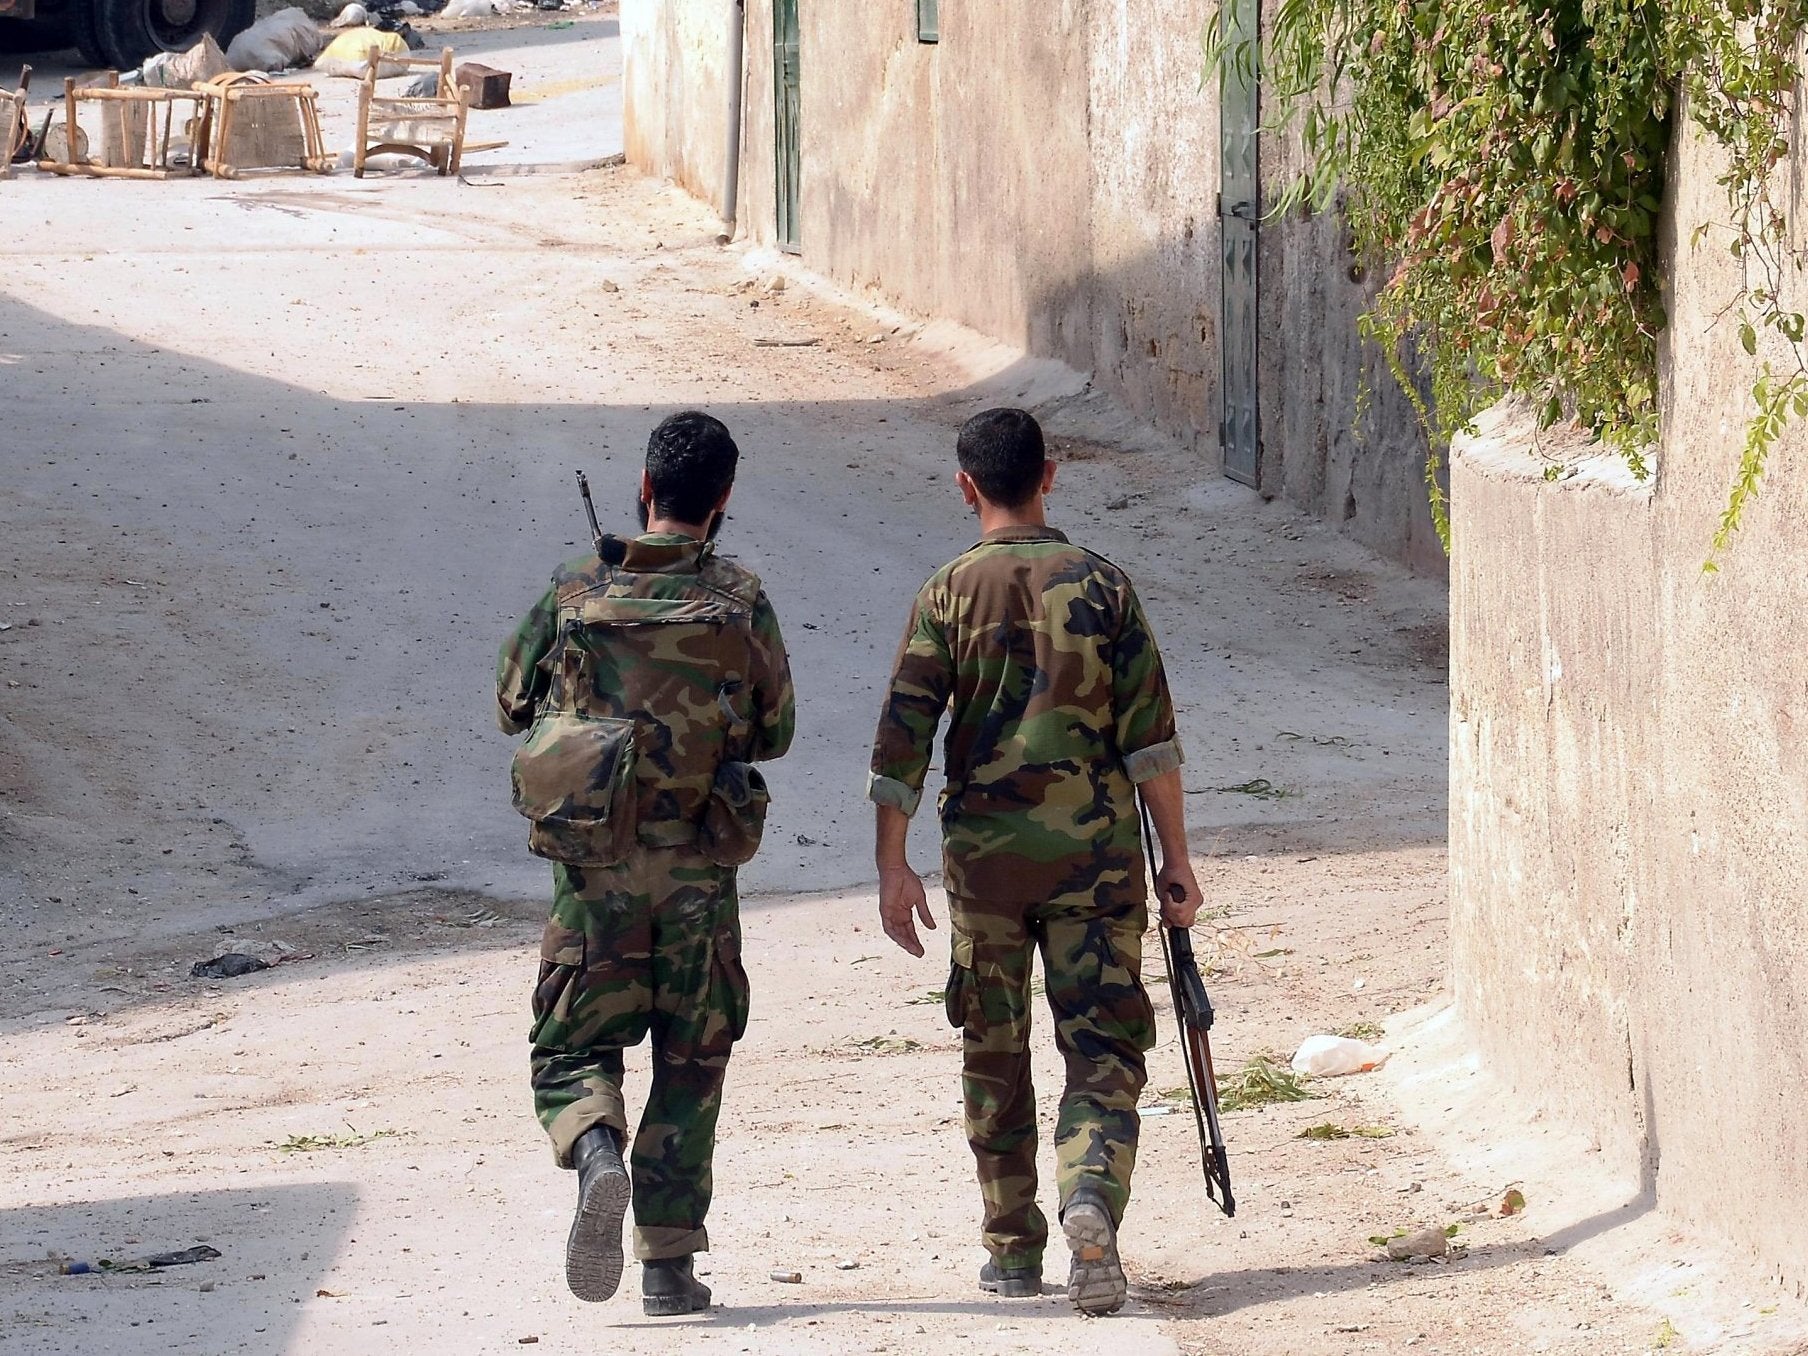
1213,0,1808,562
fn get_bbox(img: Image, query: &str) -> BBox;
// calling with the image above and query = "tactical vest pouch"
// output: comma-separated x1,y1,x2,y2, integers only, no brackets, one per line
697,759,769,867
511,711,639,866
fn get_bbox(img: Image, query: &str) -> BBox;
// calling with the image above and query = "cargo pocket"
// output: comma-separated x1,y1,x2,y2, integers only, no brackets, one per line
1101,918,1157,1055
943,931,976,1033
528,922,586,1049
696,920,751,1058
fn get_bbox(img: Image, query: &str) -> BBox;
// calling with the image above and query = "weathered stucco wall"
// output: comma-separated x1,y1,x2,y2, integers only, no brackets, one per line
1450,126,1808,1291
621,0,1441,570
621,0,731,214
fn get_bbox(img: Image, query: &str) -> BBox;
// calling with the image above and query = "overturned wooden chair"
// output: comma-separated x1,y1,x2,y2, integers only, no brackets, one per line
196,73,332,179
35,73,208,180
354,47,468,177
3,64,29,180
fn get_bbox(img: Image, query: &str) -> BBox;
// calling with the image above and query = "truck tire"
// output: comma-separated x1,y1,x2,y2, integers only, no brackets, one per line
91,0,251,69
68,1,111,67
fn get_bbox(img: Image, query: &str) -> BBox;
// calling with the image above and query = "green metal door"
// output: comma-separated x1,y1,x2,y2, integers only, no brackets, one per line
773,0,801,251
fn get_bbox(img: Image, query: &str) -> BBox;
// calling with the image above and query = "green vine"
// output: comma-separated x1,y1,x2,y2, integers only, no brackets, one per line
1209,0,1808,563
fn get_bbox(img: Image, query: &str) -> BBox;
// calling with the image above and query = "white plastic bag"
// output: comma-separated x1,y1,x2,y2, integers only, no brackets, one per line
226,7,327,73
329,3,369,26
1291,1033,1388,1077
142,34,230,88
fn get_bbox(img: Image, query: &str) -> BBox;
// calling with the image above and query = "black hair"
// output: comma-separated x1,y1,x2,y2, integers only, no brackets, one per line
956,407,1047,509
645,411,740,525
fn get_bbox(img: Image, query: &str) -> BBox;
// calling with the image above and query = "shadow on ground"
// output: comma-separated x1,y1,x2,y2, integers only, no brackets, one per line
1165,1194,1656,1320
0,1183,359,1355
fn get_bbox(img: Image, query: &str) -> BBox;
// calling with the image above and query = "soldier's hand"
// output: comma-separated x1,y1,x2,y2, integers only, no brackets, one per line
1155,858,1204,928
878,865,936,957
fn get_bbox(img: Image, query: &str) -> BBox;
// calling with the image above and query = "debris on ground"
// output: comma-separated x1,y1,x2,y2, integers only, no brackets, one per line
191,936,308,978
1383,1227,1450,1262
61,1244,223,1274
1214,1055,1318,1111
1499,1187,1527,1217
1297,1122,1395,1141
190,953,270,979
1291,1033,1388,1077
276,1128,399,1153
144,1246,223,1268
456,62,513,109
769,1269,803,1284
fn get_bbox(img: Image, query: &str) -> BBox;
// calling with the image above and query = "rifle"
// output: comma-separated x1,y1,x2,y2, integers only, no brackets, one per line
1140,798,1236,1217
575,470,605,554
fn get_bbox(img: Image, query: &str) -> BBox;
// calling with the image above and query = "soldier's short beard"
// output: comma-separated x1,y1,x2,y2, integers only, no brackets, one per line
634,496,724,541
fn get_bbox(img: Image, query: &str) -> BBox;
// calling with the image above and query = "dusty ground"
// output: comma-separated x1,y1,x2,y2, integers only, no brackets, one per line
3,22,1807,1355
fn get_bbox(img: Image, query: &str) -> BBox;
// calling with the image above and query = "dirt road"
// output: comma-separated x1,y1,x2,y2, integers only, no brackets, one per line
2,39,1805,1354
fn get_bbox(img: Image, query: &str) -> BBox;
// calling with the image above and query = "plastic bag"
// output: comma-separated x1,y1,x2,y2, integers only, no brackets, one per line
1291,1033,1388,1077
226,7,327,73
312,27,410,78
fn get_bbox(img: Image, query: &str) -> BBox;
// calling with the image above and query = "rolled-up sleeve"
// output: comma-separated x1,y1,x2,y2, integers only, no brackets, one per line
496,585,558,735
868,587,952,817
1111,586,1183,783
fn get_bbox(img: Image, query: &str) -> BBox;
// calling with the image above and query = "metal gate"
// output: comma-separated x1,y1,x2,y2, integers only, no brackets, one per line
773,0,801,252
1218,0,1260,487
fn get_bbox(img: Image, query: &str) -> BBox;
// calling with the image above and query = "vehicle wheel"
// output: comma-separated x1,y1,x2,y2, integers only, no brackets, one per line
68,1,111,68
90,0,251,69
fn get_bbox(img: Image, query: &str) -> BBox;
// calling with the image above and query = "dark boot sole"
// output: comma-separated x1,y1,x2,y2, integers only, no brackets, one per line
1063,1201,1127,1316
979,1276,1043,1299
564,1161,630,1303
641,1290,711,1317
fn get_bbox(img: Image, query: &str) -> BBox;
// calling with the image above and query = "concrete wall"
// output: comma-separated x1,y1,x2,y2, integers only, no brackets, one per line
1450,125,1808,1291
621,0,731,213
620,0,1439,572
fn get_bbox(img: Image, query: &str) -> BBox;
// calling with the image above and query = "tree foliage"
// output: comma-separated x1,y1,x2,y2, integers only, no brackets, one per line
1212,0,1808,559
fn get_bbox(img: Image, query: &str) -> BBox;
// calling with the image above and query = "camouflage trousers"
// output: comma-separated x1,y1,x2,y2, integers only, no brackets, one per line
529,846,751,1262
943,890,1155,1271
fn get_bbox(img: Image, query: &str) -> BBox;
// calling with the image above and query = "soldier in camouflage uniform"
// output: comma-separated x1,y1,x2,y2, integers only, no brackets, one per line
497,411,794,1314
868,407,1202,1316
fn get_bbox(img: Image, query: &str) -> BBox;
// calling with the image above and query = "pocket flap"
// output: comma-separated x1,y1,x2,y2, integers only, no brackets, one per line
950,931,974,969
539,920,585,967
512,712,635,823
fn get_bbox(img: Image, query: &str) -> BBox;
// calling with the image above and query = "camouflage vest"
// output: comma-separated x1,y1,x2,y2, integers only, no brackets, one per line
525,535,764,858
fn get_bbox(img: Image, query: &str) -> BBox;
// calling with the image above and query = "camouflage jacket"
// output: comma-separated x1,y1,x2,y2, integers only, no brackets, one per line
499,533,795,842
868,524,1182,906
